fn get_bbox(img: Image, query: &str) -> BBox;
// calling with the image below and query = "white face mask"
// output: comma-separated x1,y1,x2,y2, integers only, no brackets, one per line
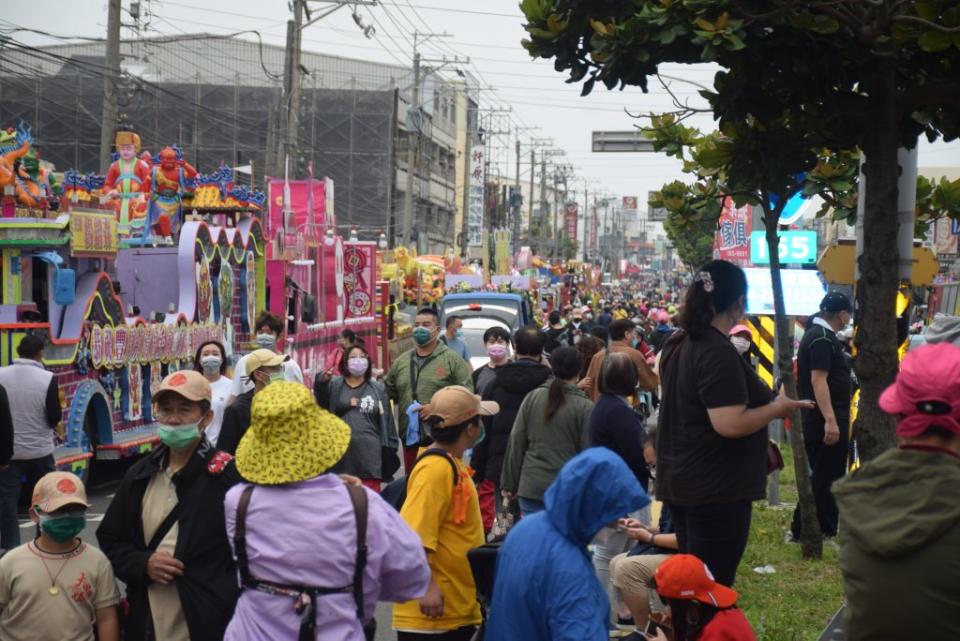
731,336,751,355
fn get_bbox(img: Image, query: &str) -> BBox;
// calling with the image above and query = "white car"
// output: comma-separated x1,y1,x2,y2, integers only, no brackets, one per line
459,316,514,370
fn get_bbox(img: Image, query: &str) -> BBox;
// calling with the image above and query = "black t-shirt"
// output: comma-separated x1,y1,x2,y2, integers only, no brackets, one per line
656,327,772,506
797,322,851,429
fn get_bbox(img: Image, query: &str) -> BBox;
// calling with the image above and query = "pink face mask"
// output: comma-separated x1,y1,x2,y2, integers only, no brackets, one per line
347,357,368,376
486,344,508,360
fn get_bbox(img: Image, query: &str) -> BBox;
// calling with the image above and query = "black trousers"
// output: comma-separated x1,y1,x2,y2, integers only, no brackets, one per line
669,500,753,587
398,626,476,641
791,417,850,538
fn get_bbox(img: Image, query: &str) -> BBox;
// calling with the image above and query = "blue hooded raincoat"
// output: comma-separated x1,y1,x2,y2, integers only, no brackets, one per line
485,447,650,641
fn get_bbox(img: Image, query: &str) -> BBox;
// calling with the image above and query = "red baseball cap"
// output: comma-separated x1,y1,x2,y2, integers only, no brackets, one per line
879,342,960,437
654,554,738,608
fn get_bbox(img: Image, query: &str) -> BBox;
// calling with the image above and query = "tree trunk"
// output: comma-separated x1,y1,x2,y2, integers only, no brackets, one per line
765,213,821,559
855,59,901,461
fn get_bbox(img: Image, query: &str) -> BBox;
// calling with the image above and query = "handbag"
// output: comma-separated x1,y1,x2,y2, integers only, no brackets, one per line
767,439,785,474
380,446,401,482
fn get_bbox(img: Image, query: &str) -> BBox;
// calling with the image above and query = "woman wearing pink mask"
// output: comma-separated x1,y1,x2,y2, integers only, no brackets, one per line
313,345,399,492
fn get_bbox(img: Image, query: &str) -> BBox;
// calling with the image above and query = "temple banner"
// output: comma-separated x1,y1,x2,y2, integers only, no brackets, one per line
70,209,118,257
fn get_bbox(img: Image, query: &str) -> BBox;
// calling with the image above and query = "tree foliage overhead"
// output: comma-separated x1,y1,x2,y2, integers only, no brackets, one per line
521,0,960,147
521,0,960,462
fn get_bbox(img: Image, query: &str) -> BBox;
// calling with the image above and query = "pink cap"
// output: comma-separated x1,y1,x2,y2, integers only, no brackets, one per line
656,310,671,323
879,343,960,437
730,324,753,339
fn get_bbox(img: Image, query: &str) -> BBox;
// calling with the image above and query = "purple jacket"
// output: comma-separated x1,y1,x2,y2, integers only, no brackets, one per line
224,475,430,640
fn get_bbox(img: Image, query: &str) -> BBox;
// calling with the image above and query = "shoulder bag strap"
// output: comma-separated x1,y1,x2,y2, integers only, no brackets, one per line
234,485,256,586
345,484,369,620
409,351,419,402
146,501,185,552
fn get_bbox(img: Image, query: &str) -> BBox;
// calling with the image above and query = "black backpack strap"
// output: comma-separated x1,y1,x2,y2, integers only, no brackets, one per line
345,483,369,620
418,448,460,491
234,485,256,586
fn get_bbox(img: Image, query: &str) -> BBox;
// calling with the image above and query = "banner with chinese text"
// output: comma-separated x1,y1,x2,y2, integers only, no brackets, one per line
713,197,752,267
468,146,485,247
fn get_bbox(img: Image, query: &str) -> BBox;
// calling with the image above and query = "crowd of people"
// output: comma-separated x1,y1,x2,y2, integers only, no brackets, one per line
0,261,958,641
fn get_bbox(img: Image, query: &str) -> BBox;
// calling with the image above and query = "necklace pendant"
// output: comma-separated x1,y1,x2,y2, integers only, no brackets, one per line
48,586,60,596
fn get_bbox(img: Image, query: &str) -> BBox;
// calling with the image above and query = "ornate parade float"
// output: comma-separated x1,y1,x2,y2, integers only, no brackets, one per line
0,123,384,479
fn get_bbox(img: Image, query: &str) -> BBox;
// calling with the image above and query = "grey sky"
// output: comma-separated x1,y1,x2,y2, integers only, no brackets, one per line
4,0,958,209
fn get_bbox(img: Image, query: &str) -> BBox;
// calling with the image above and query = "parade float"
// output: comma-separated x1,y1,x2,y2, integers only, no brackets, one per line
0,122,389,479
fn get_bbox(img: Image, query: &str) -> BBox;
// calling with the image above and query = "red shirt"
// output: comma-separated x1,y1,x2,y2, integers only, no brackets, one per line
700,608,756,641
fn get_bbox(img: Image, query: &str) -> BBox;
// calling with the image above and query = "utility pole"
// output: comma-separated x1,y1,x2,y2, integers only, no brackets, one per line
538,153,547,256
528,148,535,237
280,0,378,179
401,49,421,249
401,32,467,249
99,0,121,173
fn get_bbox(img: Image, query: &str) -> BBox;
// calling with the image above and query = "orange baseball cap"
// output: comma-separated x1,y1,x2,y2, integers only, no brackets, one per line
32,472,91,513
654,554,738,608
153,370,212,403
429,385,499,429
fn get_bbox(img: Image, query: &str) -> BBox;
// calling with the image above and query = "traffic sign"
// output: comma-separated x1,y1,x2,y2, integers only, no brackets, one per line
818,242,940,286
750,231,817,265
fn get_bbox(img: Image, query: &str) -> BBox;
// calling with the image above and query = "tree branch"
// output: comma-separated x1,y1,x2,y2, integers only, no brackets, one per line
892,15,960,33
899,82,960,115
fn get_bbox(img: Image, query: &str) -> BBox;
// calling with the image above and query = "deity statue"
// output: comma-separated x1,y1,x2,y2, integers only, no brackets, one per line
103,129,152,235
16,147,62,210
146,146,197,243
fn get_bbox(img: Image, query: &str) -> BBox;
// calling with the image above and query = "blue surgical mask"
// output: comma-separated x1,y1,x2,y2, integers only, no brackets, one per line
255,334,277,350
455,329,464,340
200,355,222,373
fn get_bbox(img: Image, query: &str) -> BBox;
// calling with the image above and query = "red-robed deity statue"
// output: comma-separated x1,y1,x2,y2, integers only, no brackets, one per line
103,129,151,235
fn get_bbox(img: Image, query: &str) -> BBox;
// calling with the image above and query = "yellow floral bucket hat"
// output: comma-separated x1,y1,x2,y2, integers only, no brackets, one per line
235,381,351,485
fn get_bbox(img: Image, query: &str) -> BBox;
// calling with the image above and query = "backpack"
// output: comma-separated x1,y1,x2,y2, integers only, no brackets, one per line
381,448,459,511
234,483,372,640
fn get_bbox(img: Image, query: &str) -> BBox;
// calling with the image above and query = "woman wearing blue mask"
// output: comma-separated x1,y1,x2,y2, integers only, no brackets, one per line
314,345,399,491
97,370,241,641
227,311,303,405
193,340,232,447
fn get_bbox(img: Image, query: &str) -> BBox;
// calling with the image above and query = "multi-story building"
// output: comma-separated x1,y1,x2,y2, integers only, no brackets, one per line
0,33,479,251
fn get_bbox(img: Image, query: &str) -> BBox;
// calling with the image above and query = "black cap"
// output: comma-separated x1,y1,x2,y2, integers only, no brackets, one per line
820,292,852,313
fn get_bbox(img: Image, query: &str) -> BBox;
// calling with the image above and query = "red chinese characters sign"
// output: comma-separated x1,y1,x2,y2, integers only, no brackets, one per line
713,197,752,267
70,209,118,257
564,202,578,242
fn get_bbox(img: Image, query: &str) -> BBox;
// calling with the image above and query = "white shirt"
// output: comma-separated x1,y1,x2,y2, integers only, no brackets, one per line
205,376,233,447
230,354,304,396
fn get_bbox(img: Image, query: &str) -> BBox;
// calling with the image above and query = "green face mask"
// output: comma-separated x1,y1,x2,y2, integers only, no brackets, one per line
412,327,434,346
157,422,201,450
38,513,86,543
268,371,285,384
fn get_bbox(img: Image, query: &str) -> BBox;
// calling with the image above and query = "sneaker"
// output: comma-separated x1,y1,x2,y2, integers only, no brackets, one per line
785,530,799,544
824,536,840,550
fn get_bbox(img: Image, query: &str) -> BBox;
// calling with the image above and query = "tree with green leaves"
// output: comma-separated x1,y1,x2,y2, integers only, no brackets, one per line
651,180,721,270
520,0,960,467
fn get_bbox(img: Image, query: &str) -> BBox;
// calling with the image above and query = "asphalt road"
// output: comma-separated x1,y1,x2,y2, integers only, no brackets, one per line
17,459,397,640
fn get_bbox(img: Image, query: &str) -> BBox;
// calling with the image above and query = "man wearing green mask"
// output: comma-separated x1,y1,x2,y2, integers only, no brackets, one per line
217,350,287,455
97,370,241,641
0,471,120,641
228,311,303,405
385,308,474,473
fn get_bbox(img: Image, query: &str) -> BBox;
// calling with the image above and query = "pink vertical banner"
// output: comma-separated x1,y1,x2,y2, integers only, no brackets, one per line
266,179,326,237
322,236,345,322
343,242,376,318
